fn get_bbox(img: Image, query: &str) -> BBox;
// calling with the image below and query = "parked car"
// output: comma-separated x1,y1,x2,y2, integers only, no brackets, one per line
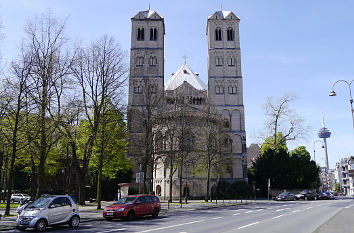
318,191,334,200
103,194,160,220
11,193,31,203
16,195,80,232
295,190,317,200
276,192,295,201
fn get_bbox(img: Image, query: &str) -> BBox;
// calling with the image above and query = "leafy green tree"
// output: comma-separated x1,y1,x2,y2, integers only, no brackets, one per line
90,104,132,209
334,183,340,193
251,146,319,195
260,132,288,154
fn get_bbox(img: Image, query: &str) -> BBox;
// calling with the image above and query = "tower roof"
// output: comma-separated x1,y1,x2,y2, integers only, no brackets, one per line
132,10,164,20
207,11,239,20
165,63,207,91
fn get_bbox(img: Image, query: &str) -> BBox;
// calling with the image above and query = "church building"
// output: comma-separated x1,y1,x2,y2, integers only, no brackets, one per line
127,9,247,199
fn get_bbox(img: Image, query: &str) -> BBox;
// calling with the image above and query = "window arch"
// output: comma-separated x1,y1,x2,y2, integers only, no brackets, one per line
133,80,143,94
149,56,157,66
215,27,222,41
215,85,224,94
136,56,144,67
137,27,145,41
228,85,237,94
227,57,235,67
215,56,223,66
150,28,157,41
227,27,234,41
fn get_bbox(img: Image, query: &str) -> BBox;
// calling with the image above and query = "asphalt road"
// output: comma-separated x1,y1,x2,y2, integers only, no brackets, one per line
7,199,354,233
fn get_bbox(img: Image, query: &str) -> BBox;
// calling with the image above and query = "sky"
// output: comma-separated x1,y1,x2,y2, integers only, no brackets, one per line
1,0,354,169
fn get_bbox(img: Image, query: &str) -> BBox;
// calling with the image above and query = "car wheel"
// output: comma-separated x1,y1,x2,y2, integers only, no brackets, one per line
69,215,80,228
152,208,159,218
35,219,47,232
16,226,26,231
127,210,135,221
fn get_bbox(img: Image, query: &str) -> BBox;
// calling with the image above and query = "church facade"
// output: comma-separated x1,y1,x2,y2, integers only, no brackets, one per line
128,9,247,199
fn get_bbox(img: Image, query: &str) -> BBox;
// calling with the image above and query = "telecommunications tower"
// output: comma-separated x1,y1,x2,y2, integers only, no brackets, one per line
318,114,331,171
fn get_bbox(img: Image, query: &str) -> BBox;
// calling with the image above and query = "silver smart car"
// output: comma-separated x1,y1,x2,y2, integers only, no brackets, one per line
16,195,80,231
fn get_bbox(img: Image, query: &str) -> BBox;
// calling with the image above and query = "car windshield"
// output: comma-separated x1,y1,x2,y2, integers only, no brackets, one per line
26,196,52,209
115,196,137,204
279,193,288,196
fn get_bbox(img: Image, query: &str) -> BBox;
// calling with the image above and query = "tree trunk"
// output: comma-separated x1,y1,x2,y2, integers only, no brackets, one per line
36,93,47,199
96,168,102,209
179,162,183,204
206,164,211,202
169,156,174,203
0,150,3,201
5,100,21,215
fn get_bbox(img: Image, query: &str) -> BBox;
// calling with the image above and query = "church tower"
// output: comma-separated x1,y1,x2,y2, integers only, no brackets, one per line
128,9,165,133
207,11,247,180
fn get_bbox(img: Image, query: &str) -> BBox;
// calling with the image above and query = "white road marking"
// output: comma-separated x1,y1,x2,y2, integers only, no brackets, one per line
139,220,205,233
317,204,322,207
268,208,272,210
245,211,253,213
276,208,285,212
233,213,240,216
237,222,260,229
306,207,313,210
102,228,127,233
212,217,223,219
256,209,263,212
292,210,301,213
272,214,284,219
234,209,245,211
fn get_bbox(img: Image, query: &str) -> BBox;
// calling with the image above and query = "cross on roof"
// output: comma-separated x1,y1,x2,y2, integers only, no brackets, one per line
182,55,188,64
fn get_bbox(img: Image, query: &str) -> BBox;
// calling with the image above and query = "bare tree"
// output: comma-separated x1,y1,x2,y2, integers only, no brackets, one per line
195,104,232,202
262,93,306,151
24,11,74,198
128,84,165,193
1,48,33,215
71,35,128,205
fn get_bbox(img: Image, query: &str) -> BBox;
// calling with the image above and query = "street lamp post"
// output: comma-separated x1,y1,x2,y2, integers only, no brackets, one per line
329,80,354,132
313,140,323,163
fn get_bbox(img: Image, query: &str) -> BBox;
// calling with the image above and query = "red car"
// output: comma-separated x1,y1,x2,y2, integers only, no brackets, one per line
103,194,160,220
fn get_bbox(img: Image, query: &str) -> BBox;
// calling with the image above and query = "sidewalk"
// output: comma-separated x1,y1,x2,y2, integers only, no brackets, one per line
0,199,255,231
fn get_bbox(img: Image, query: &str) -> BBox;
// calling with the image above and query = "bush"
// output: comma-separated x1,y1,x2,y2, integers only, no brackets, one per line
217,181,253,199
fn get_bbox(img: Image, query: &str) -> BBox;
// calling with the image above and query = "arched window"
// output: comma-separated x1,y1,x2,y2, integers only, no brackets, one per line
215,85,224,94
133,80,143,94
215,56,223,66
137,27,145,41
136,56,144,67
149,56,157,66
215,27,222,41
150,28,157,41
149,84,157,93
228,85,237,94
228,57,235,66
227,27,234,41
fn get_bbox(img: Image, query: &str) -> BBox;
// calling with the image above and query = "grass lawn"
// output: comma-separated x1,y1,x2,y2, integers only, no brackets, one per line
0,203,19,208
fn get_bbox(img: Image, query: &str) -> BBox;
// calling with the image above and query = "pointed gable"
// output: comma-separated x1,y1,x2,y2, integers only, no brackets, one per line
132,10,163,20
165,63,207,91
207,11,239,20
